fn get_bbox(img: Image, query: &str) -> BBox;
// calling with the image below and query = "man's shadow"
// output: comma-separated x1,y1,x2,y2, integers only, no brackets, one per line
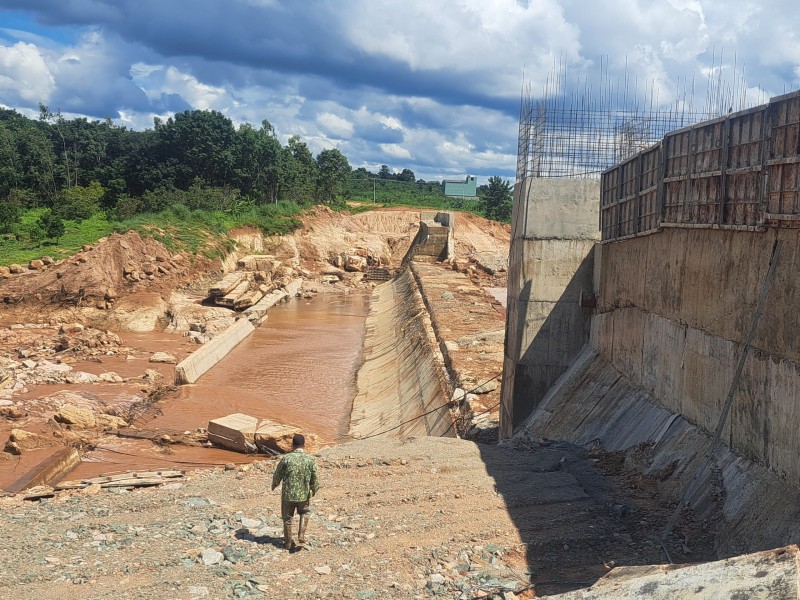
234,527,284,550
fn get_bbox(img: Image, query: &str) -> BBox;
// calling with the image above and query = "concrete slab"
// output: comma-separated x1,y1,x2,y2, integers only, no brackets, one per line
543,545,800,599
4,447,81,493
207,413,259,453
175,317,256,384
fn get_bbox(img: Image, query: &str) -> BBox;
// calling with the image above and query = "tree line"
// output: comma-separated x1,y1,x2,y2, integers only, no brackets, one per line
0,106,513,240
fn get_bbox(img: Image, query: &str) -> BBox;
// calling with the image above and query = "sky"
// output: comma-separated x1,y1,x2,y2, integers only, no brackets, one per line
0,0,798,184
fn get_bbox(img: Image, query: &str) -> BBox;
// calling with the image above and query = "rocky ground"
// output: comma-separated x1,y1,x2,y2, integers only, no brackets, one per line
0,436,714,600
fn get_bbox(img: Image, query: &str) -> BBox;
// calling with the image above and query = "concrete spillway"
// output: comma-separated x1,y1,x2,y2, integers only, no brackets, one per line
349,268,454,439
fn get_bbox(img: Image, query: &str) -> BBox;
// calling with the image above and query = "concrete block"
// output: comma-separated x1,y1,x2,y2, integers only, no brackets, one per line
208,414,300,454
207,413,258,452
284,277,303,297
175,317,256,384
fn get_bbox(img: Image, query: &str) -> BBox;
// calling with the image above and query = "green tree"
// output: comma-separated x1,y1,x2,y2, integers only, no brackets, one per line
38,209,65,242
397,168,416,182
0,194,21,233
154,110,236,188
54,181,105,221
234,121,283,203
281,136,318,203
378,164,391,179
480,176,512,222
315,148,350,202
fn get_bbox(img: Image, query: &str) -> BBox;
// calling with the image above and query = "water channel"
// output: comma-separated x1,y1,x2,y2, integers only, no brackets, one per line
70,293,369,479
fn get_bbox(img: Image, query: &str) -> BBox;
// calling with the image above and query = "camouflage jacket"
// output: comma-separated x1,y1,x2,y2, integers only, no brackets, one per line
272,449,319,502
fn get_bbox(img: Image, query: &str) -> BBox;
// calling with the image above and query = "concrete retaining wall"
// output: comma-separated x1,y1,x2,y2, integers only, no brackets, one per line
501,178,600,436
349,268,454,439
522,346,800,555
175,317,256,384
593,226,800,483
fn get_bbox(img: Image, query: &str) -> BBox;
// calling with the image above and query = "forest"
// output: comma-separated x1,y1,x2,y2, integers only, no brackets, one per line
0,107,511,262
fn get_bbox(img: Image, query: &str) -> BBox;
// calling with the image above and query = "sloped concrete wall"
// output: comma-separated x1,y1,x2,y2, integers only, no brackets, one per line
593,226,800,483
501,178,600,437
523,347,800,555
349,268,454,439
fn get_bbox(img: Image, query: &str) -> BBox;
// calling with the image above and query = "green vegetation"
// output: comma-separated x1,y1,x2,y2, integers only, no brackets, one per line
478,176,513,222
0,106,511,265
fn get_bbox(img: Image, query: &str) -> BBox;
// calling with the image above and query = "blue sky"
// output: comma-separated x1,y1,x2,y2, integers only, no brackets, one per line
0,1,798,184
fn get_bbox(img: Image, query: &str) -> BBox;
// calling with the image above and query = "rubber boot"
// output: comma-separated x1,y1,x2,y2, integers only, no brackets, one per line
283,521,294,550
297,514,309,547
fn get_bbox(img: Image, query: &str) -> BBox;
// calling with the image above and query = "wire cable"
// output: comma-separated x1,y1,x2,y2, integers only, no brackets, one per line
345,372,502,441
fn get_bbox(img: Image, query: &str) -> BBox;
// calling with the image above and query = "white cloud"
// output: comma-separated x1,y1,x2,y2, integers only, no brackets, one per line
380,143,412,159
316,112,354,139
0,41,54,103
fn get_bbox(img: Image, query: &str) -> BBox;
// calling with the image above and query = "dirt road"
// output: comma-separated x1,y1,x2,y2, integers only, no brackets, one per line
0,436,714,599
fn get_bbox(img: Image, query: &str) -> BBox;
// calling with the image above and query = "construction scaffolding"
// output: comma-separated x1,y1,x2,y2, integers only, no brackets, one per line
517,55,766,181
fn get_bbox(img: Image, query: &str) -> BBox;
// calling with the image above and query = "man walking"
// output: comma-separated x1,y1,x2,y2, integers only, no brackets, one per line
271,433,319,550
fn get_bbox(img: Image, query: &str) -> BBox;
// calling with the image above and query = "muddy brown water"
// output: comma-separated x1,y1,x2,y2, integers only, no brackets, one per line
68,293,369,480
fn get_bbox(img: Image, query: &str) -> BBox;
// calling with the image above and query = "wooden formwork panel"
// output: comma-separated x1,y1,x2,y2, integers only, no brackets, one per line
601,203,618,240
601,167,620,208
641,147,660,189
769,94,800,160
621,158,638,198
687,175,721,224
692,120,724,173
766,160,800,223
725,170,762,226
665,131,691,178
637,188,659,232
729,110,764,169
663,179,689,223
618,196,637,237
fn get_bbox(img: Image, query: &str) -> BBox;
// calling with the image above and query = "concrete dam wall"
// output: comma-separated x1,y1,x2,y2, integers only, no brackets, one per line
593,226,800,483
512,90,800,553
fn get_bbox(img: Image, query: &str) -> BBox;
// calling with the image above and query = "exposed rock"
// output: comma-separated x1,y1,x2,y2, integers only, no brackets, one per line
95,414,128,429
201,548,224,566
108,294,167,332
6,428,56,451
28,260,45,270
320,265,346,279
54,404,97,429
65,372,100,384
0,406,25,419
472,380,498,394
98,372,124,383
345,255,368,272
149,352,177,364
41,256,54,265
59,323,85,335
8,264,23,274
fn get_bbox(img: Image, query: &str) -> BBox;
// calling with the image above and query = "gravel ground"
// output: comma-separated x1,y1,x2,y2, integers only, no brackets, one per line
0,437,714,600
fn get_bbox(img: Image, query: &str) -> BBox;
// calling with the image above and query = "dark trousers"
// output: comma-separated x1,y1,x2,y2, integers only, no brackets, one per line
281,498,310,525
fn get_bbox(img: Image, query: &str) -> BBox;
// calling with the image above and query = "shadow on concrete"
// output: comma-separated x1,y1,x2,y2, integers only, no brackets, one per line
475,438,714,596
474,247,702,594
508,249,595,430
